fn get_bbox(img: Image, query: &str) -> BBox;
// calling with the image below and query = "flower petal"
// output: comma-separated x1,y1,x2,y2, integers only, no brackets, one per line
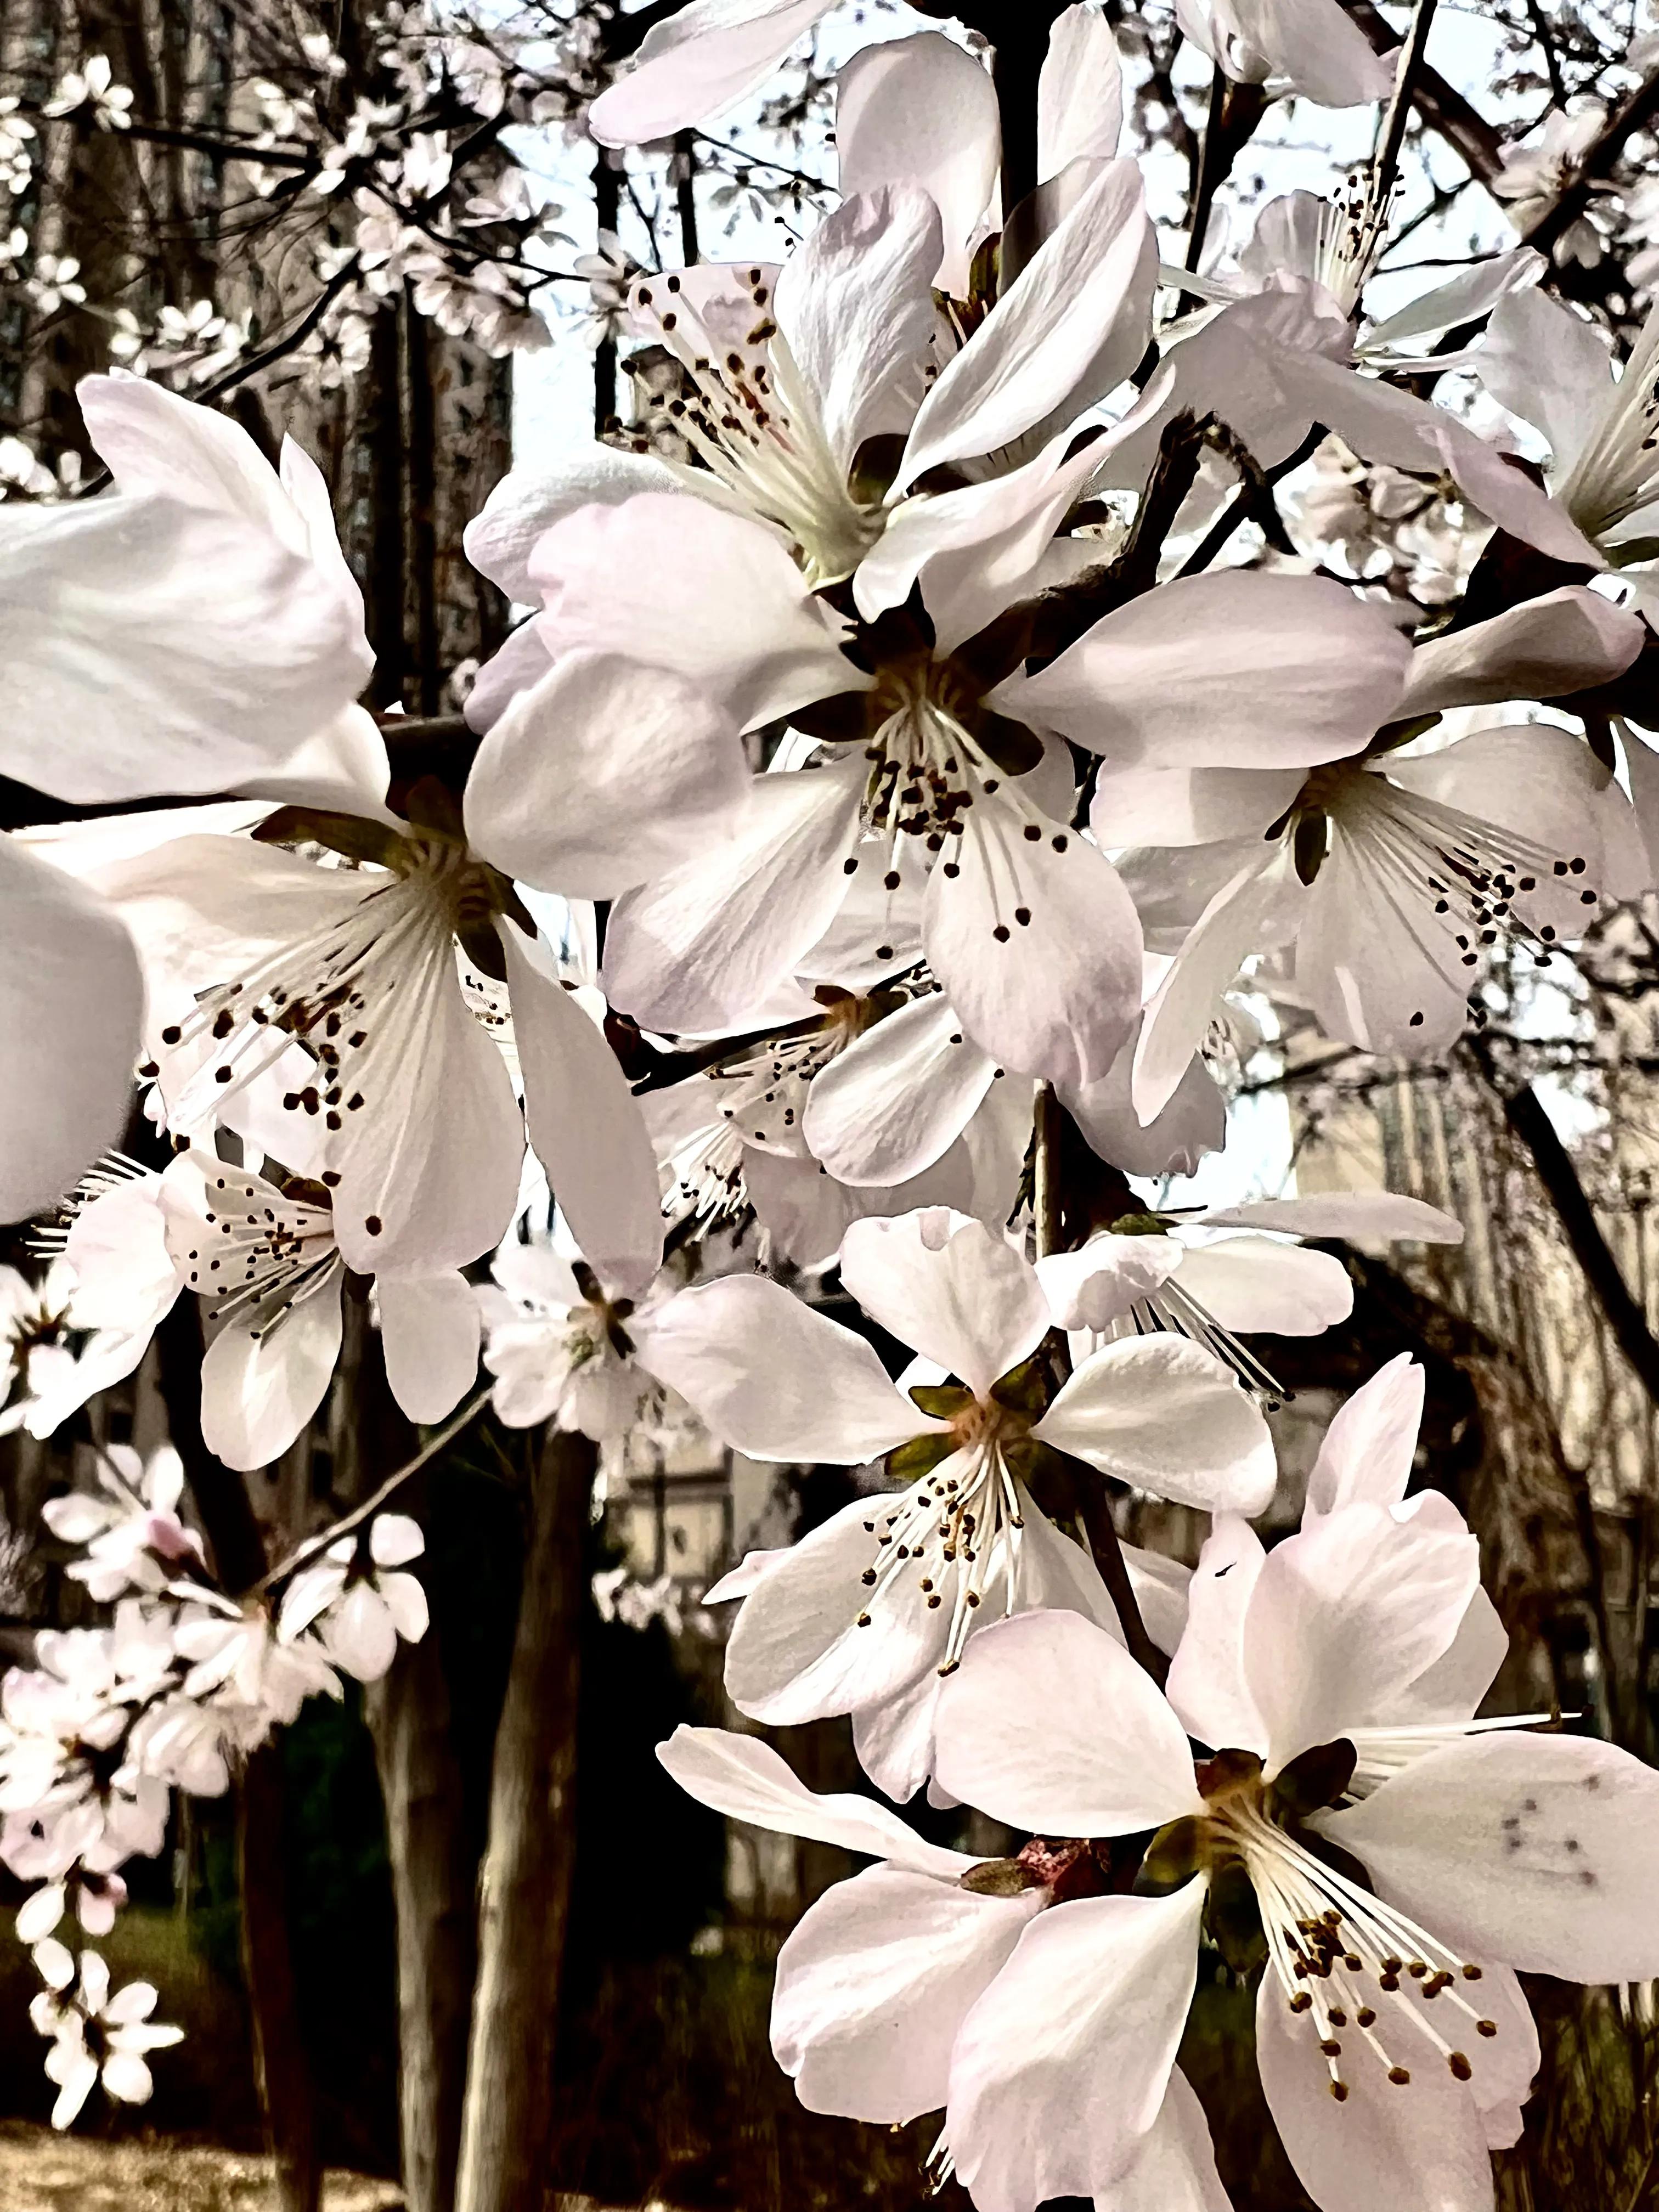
464,652,748,898
1303,1353,1425,1520
1034,1235,1184,1331
464,447,677,602
1165,1515,1269,1756
1004,571,1409,769
199,1278,342,1473
1035,1338,1278,1515
1397,586,1644,719
1038,5,1125,177
1323,1733,1659,1982
635,1274,929,1462
1098,2067,1231,2212
835,40,997,297
0,842,144,1221
657,1723,975,1878
934,1610,1204,1836
1200,1195,1462,1244
839,1208,1048,1397
1477,289,1613,479
944,1883,1205,2212
376,1272,480,1426
1091,763,1305,849
804,994,997,1188
774,1863,1041,2123
587,0,831,144
1170,1236,1353,1335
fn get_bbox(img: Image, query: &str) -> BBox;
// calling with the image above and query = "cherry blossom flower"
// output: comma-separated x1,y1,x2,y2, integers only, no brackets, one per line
42,1444,202,1602
919,1561,1659,2212
173,1592,341,1736
659,1723,1231,2211
639,1206,1274,1798
275,1514,429,1684
31,1948,182,2130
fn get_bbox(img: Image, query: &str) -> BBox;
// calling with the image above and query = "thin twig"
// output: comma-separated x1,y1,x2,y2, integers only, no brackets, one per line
1184,64,1229,273
1371,0,1440,213
253,1385,493,1594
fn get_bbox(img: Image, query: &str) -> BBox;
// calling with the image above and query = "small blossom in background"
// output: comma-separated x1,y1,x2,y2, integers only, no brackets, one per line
30,1948,182,2129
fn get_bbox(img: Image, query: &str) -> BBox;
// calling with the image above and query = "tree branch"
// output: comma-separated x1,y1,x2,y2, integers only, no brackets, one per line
1522,68,1659,257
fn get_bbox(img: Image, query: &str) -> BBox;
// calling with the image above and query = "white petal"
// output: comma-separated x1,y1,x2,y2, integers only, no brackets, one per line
634,1274,928,1462
1227,0,1395,103
465,619,553,734
49,2047,99,2130
587,0,831,144
1034,1235,1184,1331
464,448,676,602
32,1937,75,1990
924,810,1143,1091
776,1863,1040,2123
898,159,1154,486
464,652,748,899
100,2050,155,2106
1038,6,1125,177
1,492,368,803
276,1559,346,1643
602,761,864,1034
369,1513,424,1568
1165,1516,1268,1756
1242,1505,1480,1770
241,703,392,820
839,1209,1049,1397
102,1980,158,2026
1303,1352,1425,1520
804,994,997,1188
1255,1967,1493,2212
1061,1030,1225,1180
1324,1733,1659,1982
1363,245,1542,355
0,842,144,1221
776,181,946,459
502,921,663,1296
657,1724,974,1878
377,1570,430,1645
1035,1338,1278,1515
1097,2068,1231,2212
199,1281,342,1472
1201,1195,1462,1245
327,1583,399,1683
852,1667,949,1803
1005,571,1409,768
720,1491,947,1731
1397,586,1644,718
745,1140,976,1273
933,1610,1203,1836
1477,289,1613,478
528,495,859,730
1091,763,1304,849
945,1884,1205,2212
1171,1236,1352,1335
16,1887,65,1944
835,42,996,297
377,1272,479,1425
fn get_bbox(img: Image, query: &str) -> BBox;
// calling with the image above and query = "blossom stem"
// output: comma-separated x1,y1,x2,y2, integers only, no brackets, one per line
253,1384,494,1595
1372,0,1440,216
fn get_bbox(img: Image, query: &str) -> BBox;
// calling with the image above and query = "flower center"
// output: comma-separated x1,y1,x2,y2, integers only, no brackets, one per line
178,1171,341,1342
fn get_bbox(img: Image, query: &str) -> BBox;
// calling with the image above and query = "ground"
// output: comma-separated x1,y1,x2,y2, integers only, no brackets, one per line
0,2125,404,2212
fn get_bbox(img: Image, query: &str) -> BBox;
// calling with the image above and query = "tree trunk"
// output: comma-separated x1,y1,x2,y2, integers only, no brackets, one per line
238,1745,321,2212
454,1429,594,2212
334,1297,479,2212
365,1639,478,2212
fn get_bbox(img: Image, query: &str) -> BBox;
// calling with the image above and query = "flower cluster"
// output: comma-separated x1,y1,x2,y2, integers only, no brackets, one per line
7,0,1659,2191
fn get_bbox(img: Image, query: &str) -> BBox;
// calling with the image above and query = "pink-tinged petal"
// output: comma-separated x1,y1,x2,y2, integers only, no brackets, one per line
924,814,1143,1091
1255,1967,1494,2212
718,1489,947,1731
587,0,831,143
1097,2067,1231,2212
836,39,997,297
464,652,748,898
1201,1194,1462,1245
805,994,997,1188
1003,571,1409,769
1091,763,1305,849
199,1278,343,1473
857,430,1106,654
898,159,1154,486
775,184,944,467
1165,1516,1268,1757
1038,6,1125,176
1061,1030,1226,1180
839,1209,1048,1396
1323,1734,1659,1983
0,841,143,1221
1303,1353,1425,1521
657,1723,974,1878
376,1272,479,1426
945,1884,1205,2212
1132,849,1296,1122
635,1274,929,1463
528,495,860,731
465,620,554,735
1397,587,1644,719
1034,1235,1184,1331
934,1611,1203,1836
602,761,864,1034
1362,245,1542,357
503,921,663,1297
1035,1338,1278,1515
775,1864,1041,2123
464,448,676,602
1242,1505,1479,1770
1170,1236,1353,1335
1477,289,1613,478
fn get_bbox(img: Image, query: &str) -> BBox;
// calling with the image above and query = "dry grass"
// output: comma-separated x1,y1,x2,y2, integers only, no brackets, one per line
0,2125,402,2212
